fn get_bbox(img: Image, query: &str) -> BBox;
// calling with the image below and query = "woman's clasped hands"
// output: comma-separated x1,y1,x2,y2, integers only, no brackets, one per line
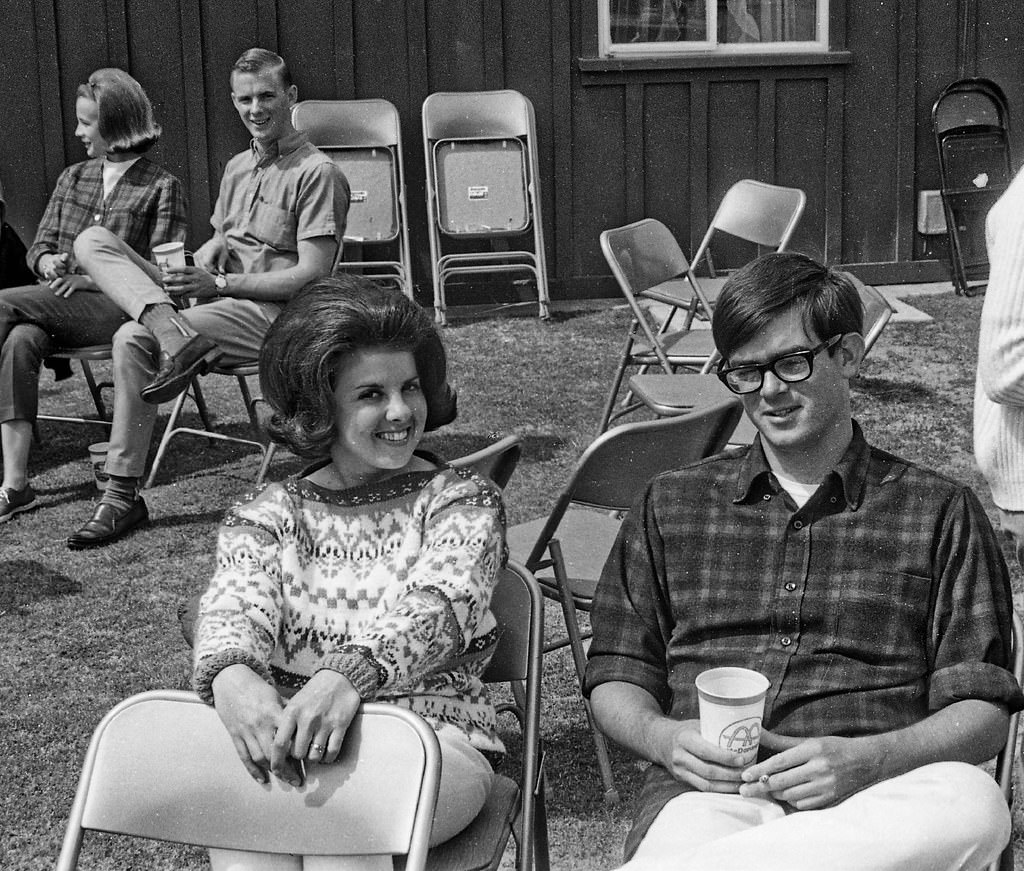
211,663,362,787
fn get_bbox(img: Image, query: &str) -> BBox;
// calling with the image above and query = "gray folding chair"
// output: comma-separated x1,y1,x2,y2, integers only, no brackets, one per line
507,400,742,803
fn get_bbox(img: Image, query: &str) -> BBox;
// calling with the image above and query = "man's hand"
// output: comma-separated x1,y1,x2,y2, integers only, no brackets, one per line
211,663,301,786
48,273,96,298
739,729,882,809
161,266,221,300
661,718,747,793
193,236,229,274
272,670,362,777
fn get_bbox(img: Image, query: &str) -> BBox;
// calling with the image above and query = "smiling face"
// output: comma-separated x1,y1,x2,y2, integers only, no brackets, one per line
328,347,427,487
230,67,297,151
74,96,107,158
729,306,863,481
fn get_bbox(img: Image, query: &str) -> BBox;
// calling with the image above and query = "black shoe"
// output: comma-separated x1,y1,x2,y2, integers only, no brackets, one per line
140,335,222,405
67,498,149,549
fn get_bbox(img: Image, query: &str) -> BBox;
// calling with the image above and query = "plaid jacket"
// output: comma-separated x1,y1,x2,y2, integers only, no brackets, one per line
26,156,187,275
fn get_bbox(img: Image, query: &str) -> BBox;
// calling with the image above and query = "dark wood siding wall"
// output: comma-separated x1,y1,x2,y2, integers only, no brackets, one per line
2,0,1022,298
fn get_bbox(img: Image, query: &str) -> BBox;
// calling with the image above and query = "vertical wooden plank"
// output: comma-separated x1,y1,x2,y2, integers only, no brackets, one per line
257,0,278,50
894,0,918,263
624,83,645,222
549,0,573,289
484,0,505,90
824,70,844,264
334,0,355,98
33,0,67,187
775,77,828,259
644,82,691,243
105,0,129,69
757,77,776,183
179,0,213,240
688,79,709,259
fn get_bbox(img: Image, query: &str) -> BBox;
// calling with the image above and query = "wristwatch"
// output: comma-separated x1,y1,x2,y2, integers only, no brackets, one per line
214,273,228,294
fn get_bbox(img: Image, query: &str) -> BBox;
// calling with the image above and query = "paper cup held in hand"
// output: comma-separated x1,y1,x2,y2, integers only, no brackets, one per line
153,241,186,274
695,666,770,765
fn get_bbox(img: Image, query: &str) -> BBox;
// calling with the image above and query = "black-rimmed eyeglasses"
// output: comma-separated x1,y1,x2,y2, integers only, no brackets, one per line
716,334,844,395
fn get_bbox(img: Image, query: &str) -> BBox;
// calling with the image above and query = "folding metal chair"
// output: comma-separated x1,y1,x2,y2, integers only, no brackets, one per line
422,90,549,325
36,345,116,430
422,560,549,871
57,691,441,871
506,401,743,803
931,78,1013,297
292,99,414,297
144,362,275,488
598,218,719,433
641,179,806,330
449,433,522,490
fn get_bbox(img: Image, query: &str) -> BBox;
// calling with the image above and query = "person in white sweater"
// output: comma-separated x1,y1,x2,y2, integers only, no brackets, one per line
975,167,1024,570
193,276,506,871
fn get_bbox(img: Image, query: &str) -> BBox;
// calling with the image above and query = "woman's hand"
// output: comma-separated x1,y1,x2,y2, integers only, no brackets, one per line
211,663,301,786
273,669,362,775
48,273,96,298
38,252,69,281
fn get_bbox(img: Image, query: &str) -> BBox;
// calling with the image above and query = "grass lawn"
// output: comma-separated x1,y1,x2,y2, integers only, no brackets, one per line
1,291,1021,869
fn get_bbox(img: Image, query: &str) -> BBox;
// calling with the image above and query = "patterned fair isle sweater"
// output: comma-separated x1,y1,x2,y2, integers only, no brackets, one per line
193,462,508,754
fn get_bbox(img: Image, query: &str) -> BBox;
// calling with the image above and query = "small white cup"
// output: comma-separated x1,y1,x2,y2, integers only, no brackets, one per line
695,666,770,765
152,241,186,275
88,441,110,491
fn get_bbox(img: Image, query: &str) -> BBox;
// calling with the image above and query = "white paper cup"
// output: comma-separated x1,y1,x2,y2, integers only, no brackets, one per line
153,241,186,274
88,441,110,491
695,667,770,765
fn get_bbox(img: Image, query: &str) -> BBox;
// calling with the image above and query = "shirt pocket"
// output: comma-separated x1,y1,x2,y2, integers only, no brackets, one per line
824,570,931,672
247,198,298,251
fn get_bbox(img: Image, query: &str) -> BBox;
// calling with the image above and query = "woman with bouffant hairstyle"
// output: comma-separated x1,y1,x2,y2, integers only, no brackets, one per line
193,275,505,871
78,67,163,155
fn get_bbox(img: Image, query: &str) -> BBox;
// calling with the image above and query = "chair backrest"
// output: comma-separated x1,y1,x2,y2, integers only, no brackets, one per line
483,561,544,871
932,77,1010,138
600,218,716,345
692,179,806,274
422,90,532,141
292,99,405,245
57,693,440,871
450,434,523,490
847,273,893,357
527,398,741,565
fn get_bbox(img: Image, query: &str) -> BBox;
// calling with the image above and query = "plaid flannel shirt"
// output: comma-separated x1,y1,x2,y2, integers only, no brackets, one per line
26,156,187,275
585,422,1023,858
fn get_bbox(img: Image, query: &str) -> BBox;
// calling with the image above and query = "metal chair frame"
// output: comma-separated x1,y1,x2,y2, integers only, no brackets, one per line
36,345,116,429
422,90,550,325
507,402,742,804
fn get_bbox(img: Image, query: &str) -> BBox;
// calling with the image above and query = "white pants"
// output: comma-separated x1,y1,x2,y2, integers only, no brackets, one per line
208,727,494,871
618,762,1009,871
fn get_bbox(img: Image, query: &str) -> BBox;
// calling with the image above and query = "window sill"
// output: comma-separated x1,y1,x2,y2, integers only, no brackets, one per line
578,50,852,74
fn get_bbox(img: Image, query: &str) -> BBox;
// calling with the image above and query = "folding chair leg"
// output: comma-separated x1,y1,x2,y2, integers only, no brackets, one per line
598,330,636,435
548,540,620,804
144,388,189,488
532,764,551,871
79,360,108,419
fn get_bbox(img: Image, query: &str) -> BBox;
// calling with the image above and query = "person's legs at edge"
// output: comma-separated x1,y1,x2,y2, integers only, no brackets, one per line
0,288,128,520
208,727,493,871
73,226,219,367
997,508,1024,571
617,762,1007,871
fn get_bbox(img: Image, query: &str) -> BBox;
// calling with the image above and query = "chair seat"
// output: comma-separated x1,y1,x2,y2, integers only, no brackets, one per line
630,327,717,364
408,775,519,871
508,509,624,603
626,374,751,444
640,275,730,310
49,344,114,358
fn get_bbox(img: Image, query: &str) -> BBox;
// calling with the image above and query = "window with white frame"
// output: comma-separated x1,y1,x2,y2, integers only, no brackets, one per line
599,0,828,57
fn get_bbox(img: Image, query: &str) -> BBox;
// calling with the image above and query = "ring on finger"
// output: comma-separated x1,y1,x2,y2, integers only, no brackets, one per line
759,774,771,787
309,742,325,756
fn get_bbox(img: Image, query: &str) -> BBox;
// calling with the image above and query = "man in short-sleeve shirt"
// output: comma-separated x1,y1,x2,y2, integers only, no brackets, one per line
68,48,349,548
584,252,1023,871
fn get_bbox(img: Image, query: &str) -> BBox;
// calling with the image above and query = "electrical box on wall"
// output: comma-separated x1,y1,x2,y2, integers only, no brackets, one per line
917,190,947,235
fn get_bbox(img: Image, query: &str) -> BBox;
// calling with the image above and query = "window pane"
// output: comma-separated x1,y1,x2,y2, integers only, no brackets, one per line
718,0,817,43
610,0,708,44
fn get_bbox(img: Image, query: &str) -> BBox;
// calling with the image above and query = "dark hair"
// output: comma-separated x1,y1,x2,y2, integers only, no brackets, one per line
259,275,457,458
711,252,864,362
231,47,292,89
77,68,161,155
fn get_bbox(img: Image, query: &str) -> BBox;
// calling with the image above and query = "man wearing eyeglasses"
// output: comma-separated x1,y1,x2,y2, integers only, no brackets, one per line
585,252,1022,871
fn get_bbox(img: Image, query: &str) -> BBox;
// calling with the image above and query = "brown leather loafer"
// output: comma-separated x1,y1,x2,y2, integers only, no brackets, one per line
140,335,222,405
67,498,149,549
